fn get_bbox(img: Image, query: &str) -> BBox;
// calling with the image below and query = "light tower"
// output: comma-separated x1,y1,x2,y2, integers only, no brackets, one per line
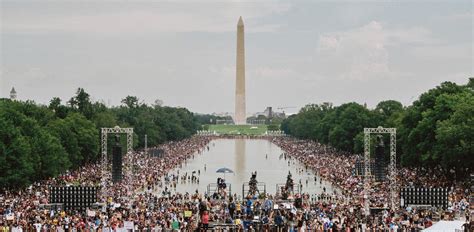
10,87,17,100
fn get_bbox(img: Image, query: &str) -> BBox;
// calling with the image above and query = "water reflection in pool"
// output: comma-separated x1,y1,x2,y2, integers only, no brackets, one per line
169,139,337,197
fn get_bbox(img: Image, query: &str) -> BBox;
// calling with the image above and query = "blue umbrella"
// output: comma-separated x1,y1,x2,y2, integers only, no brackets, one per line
216,167,234,173
216,167,234,179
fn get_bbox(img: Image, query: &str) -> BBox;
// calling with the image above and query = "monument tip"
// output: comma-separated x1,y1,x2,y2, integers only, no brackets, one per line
238,16,244,26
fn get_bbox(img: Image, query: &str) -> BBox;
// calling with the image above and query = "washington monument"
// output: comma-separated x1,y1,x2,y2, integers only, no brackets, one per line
235,16,246,125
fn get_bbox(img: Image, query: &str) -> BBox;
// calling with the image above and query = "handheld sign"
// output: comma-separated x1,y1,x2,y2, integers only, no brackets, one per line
184,211,192,217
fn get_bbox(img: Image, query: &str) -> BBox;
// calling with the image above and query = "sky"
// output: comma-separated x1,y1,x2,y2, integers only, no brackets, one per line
1,0,472,115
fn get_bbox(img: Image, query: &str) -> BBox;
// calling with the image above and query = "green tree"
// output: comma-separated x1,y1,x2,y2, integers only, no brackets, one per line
66,113,100,164
121,96,140,108
375,100,403,127
434,92,474,179
68,88,94,119
0,110,34,189
49,97,69,118
48,118,81,168
400,81,466,168
328,103,375,152
92,111,118,129
0,88,202,190
267,124,280,131
33,130,70,179
0,104,70,188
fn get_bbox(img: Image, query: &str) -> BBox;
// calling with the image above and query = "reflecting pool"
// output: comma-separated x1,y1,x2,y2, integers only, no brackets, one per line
169,139,338,197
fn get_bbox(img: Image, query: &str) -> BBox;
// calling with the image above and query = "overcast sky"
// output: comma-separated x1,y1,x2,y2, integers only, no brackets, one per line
1,0,472,114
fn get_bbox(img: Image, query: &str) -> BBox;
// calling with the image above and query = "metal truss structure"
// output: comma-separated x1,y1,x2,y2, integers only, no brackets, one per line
100,126,133,198
144,134,148,157
363,126,397,214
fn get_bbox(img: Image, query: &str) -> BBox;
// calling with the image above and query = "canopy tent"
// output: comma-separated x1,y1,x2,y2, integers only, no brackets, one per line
422,220,465,231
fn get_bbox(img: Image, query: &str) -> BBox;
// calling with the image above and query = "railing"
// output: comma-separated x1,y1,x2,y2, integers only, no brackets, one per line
215,119,234,124
309,194,339,203
276,183,301,195
265,130,286,136
209,223,240,229
196,130,218,136
38,203,64,211
242,182,266,199
247,119,266,125
207,183,232,196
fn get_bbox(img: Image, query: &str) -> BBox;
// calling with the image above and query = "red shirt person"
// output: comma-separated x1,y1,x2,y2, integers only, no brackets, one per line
201,211,209,231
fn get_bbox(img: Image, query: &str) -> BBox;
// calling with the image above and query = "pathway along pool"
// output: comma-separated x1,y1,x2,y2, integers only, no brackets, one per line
167,139,339,198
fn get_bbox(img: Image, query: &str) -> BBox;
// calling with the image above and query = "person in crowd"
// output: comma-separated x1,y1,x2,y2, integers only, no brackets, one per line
200,211,209,232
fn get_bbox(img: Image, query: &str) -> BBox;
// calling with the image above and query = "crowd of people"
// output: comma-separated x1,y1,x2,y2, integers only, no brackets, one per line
271,137,472,231
0,137,212,231
0,135,472,231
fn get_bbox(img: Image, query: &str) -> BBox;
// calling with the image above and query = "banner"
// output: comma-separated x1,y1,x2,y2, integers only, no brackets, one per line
184,211,192,217
124,221,134,231
87,209,96,217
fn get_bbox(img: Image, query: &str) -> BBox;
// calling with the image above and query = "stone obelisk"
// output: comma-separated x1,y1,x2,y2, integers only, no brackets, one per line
235,16,246,125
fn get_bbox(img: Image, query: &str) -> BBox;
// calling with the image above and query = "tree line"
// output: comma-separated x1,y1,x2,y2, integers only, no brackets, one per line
0,88,199,190
281,79,473,180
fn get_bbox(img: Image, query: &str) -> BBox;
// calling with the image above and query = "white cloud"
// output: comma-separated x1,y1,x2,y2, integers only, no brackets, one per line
208,65,235,82
1,2,470,112
440,11,474,21
316,21,436,81
253,66,294,78
410,43,471,60
318,36,341,51
2,2,291,35
210,65,295,80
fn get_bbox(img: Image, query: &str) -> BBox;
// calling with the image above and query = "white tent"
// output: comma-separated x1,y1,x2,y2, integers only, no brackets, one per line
422,220,465,231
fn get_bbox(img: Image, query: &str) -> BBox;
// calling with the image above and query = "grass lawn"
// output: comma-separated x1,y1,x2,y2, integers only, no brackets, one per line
208,124,268,135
